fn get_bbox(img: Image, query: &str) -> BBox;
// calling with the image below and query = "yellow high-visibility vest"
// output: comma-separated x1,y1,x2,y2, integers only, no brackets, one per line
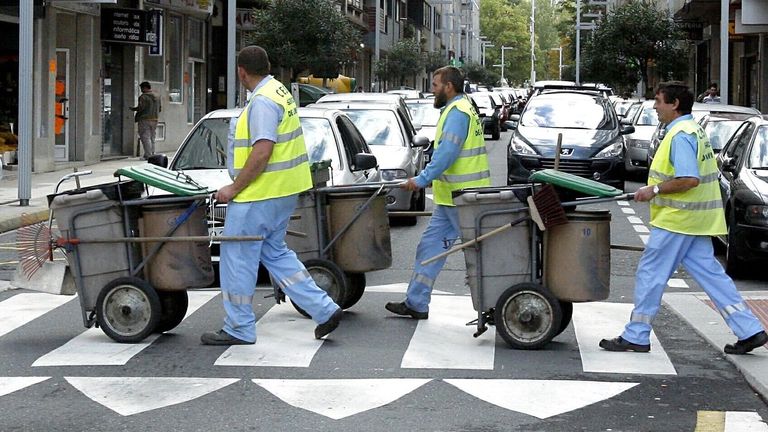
648,118,726,235
432,96,491,206
232,78,311,202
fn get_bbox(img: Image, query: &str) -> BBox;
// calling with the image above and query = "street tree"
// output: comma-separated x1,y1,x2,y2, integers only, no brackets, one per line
245,0,362,82
480,0,530,85
582,0,688,96
374,38,424,87
462,61,500,87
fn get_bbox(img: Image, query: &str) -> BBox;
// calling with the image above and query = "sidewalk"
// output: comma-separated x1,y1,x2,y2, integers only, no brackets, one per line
0,157,151,233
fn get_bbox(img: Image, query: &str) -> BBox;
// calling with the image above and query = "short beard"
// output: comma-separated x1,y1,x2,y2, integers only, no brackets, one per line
434,92,447,109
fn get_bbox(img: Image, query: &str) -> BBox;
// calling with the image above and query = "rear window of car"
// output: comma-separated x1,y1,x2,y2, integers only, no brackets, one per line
301,117,341,170
636,106,659,126
470,94,493,109
342,109,405,147
173,117,230,170
748,126,768,169
407,103,441,127
705,120,743,152
521,94,615,130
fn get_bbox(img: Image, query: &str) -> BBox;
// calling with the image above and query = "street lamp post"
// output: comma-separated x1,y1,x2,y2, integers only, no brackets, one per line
481,42,494,67
494,46,515,86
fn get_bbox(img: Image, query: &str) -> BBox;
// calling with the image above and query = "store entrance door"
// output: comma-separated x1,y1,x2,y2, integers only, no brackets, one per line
54,49,69,161
101,44,125,157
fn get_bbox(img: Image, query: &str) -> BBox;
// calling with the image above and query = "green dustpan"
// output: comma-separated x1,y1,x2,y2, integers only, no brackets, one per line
529,169,623,197
115,165,212,196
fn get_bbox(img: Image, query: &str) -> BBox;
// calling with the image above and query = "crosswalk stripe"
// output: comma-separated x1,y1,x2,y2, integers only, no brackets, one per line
214,301,323,367
725,411,768,431
365,282,451,295
32,291,218,367
621,207,635,214
0,293,74,338
0,377,50,397
401,295,495,370
573,302,677,375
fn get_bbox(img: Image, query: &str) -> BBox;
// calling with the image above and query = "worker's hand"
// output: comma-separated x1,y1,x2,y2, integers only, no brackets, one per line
400,178,420,191
634,185,655,202
215,184,238,203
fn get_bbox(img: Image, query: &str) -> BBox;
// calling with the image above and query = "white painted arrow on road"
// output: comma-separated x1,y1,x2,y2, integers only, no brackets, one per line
252,378,431,420
444,379,638,419
65,377,239,416
0,377,50,397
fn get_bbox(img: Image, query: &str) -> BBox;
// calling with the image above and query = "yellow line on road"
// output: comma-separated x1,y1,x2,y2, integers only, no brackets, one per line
695,411,725,432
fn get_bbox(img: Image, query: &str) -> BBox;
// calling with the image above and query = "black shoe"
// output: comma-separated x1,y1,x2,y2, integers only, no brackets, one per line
200,329,253,345
315,308,343,340
385,302,428,320
724,331,768,355
599,336,651,353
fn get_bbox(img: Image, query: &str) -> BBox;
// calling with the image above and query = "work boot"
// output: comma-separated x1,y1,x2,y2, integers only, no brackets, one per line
200,329,254,345
385,302,428,320
315,308,343,340
724,331,768,355
598,336,651,353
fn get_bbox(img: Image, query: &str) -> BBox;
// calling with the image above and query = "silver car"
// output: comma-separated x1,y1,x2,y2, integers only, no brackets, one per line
316,101,430,224
622,100,659,173
405,99,440,161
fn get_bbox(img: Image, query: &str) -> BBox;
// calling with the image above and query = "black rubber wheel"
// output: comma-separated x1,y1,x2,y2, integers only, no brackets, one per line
96,277,161,343
556,300,573,337
725,224,744,278
491,123,501,140
494,282,562,350
154,290,189,333
291,258,348,317
341,272,366,309
415,188,427,212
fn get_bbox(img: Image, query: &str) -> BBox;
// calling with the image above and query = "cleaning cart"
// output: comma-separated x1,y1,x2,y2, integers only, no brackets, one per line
437,169,632,350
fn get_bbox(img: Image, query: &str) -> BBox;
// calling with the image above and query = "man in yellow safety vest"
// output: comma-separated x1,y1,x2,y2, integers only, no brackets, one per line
600,81,766,354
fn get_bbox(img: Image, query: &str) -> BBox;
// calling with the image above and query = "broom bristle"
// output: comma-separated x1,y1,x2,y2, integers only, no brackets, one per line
531,184,568,228
17,215,54,279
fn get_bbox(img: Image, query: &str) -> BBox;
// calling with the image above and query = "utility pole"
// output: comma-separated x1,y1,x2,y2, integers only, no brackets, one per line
530,0,536,85
576,0,581,84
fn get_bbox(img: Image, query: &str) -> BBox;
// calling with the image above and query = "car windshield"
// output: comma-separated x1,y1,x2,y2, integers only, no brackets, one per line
407,103,440,127
705,120,743,152
636,106,659,126
173,115,341,171
521,95,614,129
173,117,230,170
614,101,636,116
471,95,493,109
301,117,341,170
342,109,404,147
748,126,768,169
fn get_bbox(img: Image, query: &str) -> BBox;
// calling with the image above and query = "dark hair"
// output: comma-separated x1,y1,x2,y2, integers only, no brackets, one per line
708,82,718,89
434,66,464,94
237,45,271,76
656,81,694,115
139,81,151,90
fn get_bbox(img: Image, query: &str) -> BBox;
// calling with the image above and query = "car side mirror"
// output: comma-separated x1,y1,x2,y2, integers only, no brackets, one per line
620,118,633,125
504,120,518,130
147,154,168,168
353,153,378,171
412,121,422,131
510,114,520,122
721,157,737,173
411,135,430,148
620,125,635,135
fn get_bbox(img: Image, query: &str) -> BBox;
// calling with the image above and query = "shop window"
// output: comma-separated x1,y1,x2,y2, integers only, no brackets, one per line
168,14,183,103
188,18,204,60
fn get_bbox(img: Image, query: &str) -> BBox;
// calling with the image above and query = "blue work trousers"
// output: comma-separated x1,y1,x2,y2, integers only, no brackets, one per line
220,195,339,342
405,205,460,313
622,227,764,345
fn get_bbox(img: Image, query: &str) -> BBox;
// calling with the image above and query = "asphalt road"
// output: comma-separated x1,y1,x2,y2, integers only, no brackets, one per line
1,130,767,431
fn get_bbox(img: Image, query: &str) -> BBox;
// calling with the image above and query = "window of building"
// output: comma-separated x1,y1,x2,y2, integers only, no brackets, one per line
188,18,204,60
168,14,183,103
349,0,362,9
434,11,441,32
423,4,431,30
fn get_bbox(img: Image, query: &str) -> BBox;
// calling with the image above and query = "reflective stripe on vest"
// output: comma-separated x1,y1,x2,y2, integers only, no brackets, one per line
648,119,726,236
432,96,491,206
232,78,312,202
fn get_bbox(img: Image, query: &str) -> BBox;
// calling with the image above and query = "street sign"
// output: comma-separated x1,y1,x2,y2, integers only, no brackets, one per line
100,8,155,45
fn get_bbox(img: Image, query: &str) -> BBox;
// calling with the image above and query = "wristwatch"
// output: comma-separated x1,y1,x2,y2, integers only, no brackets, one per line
652,184,660,195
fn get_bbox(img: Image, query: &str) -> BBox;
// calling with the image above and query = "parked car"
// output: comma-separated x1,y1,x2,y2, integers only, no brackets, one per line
507,90,633,193
315,101,430,224
315,92,416,126
700,113,760,154
622,100,659,173
405,98,440,161
613,98,642,118
470,93,501,140
715,115,768,276
387,89,425,100
297,83,332,107
647,103,761,166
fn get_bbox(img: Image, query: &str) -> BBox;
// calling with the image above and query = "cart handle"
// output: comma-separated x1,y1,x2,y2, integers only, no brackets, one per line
54,170,93,195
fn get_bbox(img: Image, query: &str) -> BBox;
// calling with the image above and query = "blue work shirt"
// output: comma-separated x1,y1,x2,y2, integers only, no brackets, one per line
665,114,700,179
413,95,470,188
227,75,284,178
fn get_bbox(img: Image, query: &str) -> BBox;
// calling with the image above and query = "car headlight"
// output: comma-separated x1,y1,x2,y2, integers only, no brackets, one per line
509,137,537,156
380,169,408,181
595,142,624,158
745,205,768,226
626,139,649,149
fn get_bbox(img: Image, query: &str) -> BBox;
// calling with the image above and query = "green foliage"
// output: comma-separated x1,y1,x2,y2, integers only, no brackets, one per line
462,61,500,86
423,51,447,74
582,0,689,94
245,0,362,81
374,38,424,86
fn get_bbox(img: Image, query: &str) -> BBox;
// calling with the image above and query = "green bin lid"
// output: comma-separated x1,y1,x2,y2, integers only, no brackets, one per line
115,165,212,196
529,169,623,197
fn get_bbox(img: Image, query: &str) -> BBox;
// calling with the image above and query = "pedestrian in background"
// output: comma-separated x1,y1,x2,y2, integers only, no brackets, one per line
129,81,160,159
697,82,718,103
600,81,767,355
385,66,490,320
201,45,342,345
